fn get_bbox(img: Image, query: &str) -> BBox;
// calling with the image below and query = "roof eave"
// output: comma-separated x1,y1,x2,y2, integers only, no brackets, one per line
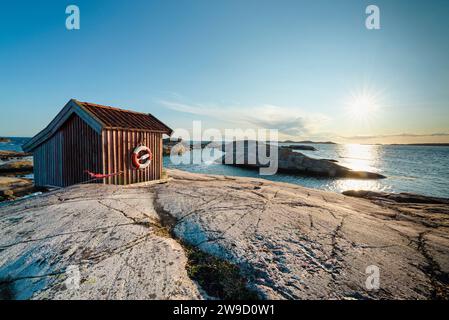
147,114,173,136
23,99,104,152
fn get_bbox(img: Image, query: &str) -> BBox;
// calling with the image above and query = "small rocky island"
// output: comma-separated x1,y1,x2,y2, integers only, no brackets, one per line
0,151,34,202
163,138,220,156
282,144,317,151
0,169,447,299
163,137,189,156
220,142,385,179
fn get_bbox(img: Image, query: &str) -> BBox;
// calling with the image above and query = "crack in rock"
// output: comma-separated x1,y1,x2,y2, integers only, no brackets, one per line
417,232,449,299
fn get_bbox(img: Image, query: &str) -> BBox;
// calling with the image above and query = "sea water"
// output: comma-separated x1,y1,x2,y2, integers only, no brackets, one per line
164,143,449,198
2,138,448,198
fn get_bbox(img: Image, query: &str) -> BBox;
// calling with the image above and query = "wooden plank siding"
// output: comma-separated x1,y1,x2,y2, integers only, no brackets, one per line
32,113,165,187
33,130,63,187
101,129,162,185
61,114,103,187
33,114,102,187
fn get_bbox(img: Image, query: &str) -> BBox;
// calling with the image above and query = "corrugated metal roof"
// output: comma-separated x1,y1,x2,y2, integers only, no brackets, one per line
23,99,173,152
75,100,173,134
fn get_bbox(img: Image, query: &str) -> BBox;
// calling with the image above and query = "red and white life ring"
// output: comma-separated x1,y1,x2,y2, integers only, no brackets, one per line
132,145,152,169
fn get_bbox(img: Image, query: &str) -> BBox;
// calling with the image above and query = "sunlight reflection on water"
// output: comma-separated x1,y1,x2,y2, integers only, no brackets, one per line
325,178,391,194
164,143,449,198
322,144,391,193
337,144,380,172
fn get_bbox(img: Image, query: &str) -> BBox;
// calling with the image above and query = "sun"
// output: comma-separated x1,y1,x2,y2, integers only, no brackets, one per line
345,90,380,121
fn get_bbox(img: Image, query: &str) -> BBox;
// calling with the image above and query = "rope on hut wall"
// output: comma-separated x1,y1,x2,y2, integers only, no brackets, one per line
84,170,124,180
74,170,124,185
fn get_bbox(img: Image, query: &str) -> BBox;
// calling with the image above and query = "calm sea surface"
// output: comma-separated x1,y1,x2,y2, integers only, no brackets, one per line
164,143,449,198
2,138,448,198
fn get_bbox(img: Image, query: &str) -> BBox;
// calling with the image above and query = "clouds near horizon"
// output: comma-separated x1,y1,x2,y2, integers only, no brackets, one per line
158,98,449,144
158,99,330,138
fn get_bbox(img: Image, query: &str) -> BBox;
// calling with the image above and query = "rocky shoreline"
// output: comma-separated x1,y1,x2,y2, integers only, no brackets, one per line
0,151,35,202
220,143,386,179
0,169,448,299
0,139,384,203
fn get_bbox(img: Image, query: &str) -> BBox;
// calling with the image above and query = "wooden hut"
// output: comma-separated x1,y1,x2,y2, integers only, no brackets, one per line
23,99,173,187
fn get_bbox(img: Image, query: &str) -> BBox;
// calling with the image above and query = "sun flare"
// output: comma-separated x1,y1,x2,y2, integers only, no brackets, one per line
345,90,380,121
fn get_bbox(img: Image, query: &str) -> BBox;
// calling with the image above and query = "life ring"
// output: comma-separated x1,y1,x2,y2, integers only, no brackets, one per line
132,145,152,169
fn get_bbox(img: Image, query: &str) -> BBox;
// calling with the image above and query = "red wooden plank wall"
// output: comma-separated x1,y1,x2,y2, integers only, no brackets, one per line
33,114,163,187
102,129,162,185
61,114,103,186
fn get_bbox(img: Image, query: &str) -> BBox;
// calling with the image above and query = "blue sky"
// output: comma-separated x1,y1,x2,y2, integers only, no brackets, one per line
1,0,449,143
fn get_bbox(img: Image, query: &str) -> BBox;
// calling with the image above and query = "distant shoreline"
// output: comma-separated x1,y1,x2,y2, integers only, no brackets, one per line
387,143,449,147
280,140,449,146
280,140,336,144
1,136,449,147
